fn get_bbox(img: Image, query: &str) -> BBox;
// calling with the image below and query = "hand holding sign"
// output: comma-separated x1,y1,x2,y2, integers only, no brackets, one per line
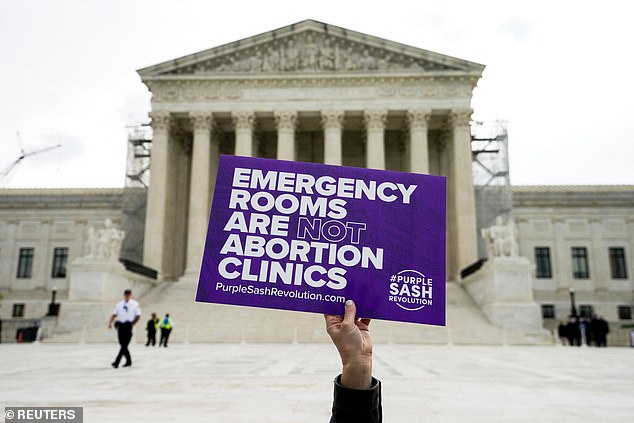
325,299,373,390
197,155,446,325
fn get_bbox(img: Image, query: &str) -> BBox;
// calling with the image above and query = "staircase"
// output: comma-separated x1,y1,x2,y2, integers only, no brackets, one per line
45,279,552,345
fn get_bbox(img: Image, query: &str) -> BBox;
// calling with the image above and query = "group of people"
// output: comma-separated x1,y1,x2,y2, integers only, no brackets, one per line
557,315,610,347
145,312,174,348
109,289,382,421
108,289,175,369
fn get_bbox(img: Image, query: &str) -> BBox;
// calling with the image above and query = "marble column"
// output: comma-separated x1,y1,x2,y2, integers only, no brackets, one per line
364,109,387,169
209,128,220,209
274,111,297,161
407,109,431,174
185,112,213,276
449,109,478,280
3,221,17,289
232,111,255,157
590,218,607,293
143,111,171,278
321,110,344,165
552,218,569,292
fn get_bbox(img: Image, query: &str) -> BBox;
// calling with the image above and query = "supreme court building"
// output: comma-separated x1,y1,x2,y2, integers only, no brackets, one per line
1,20,633,344
138,19,483,284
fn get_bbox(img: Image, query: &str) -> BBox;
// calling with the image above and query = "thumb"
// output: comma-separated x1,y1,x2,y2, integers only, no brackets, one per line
343,299,356,326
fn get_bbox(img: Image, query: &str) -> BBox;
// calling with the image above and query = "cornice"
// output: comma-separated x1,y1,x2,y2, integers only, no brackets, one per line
512,185,634,208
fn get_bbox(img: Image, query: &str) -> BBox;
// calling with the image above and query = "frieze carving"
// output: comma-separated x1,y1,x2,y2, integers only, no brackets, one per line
150,81,242,102
163,31,460,75
377,80,472,99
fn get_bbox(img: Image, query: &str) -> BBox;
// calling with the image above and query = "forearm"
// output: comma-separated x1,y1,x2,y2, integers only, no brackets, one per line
341,356,372,390
331,375,382,423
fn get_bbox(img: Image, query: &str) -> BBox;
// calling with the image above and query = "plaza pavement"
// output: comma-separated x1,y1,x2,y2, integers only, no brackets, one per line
1,342,633,422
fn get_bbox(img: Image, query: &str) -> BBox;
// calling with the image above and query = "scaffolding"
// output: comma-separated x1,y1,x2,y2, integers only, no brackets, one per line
118,119,512,263
472,120,512,259
119,123,152,264
125,124,152,188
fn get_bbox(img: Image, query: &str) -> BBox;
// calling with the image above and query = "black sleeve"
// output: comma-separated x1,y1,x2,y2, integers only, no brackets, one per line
329,375,382,423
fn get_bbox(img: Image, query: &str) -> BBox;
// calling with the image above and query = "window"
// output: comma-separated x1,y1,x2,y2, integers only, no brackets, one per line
541,304,555,319
51,247,69,278
534,247,552,278
12,303,25,318
579,305,594,319
17,248,34,279
618,306,632,320
609,247,628,279
571,247,589,279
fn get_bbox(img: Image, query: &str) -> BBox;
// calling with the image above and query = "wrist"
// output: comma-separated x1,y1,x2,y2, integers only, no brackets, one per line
341,358,372,390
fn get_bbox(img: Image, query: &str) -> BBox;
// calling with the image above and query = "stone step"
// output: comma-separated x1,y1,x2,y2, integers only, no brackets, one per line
45,279,552,345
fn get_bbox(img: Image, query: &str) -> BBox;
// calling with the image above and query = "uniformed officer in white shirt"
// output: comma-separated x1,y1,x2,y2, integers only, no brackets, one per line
108,289,141,368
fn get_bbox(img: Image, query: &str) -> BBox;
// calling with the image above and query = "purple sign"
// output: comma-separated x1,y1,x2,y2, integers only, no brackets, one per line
196,155,446,326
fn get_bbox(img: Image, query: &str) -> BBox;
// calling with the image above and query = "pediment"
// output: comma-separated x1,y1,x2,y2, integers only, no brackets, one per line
138,20,484,78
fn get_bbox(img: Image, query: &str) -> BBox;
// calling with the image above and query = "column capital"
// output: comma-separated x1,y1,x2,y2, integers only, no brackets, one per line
149,111,171,132
232,111,255,132
448,109,473,128
321,110,345,130
407,109,431,130
364,109,387,131
190,112,213,132
274,110,298,131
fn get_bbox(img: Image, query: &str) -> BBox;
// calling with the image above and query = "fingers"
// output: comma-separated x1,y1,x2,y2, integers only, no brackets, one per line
342,299,357,326
324,314,339,327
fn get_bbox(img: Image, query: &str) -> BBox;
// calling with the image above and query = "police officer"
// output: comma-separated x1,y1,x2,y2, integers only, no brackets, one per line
108,289,141,368
159,313,173,347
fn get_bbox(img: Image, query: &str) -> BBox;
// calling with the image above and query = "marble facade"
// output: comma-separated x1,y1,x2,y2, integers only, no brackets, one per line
137,19,484,282
0,21,632,341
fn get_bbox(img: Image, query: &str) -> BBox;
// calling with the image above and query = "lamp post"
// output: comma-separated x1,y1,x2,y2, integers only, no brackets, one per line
47,287,59,316
569,287,578,318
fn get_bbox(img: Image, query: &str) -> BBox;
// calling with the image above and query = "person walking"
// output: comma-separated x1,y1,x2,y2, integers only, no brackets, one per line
146,312,159,346
108,289,141,368
159,313,173,347
594,315,610,347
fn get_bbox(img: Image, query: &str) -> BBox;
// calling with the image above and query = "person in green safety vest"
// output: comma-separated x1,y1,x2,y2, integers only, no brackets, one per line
159,313,173,347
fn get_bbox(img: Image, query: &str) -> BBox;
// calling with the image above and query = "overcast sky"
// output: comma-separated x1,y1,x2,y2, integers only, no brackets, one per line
1,0,632,188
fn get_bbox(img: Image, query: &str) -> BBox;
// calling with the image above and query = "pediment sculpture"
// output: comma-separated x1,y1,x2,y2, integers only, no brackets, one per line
163,31,461,75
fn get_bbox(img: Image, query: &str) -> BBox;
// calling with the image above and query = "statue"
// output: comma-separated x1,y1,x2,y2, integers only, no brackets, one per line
358,49,377,70
262,46,280,72
302,34,318,70
85,219,125,260
284,39,299,71
318,39,335,70
482,216,519,258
